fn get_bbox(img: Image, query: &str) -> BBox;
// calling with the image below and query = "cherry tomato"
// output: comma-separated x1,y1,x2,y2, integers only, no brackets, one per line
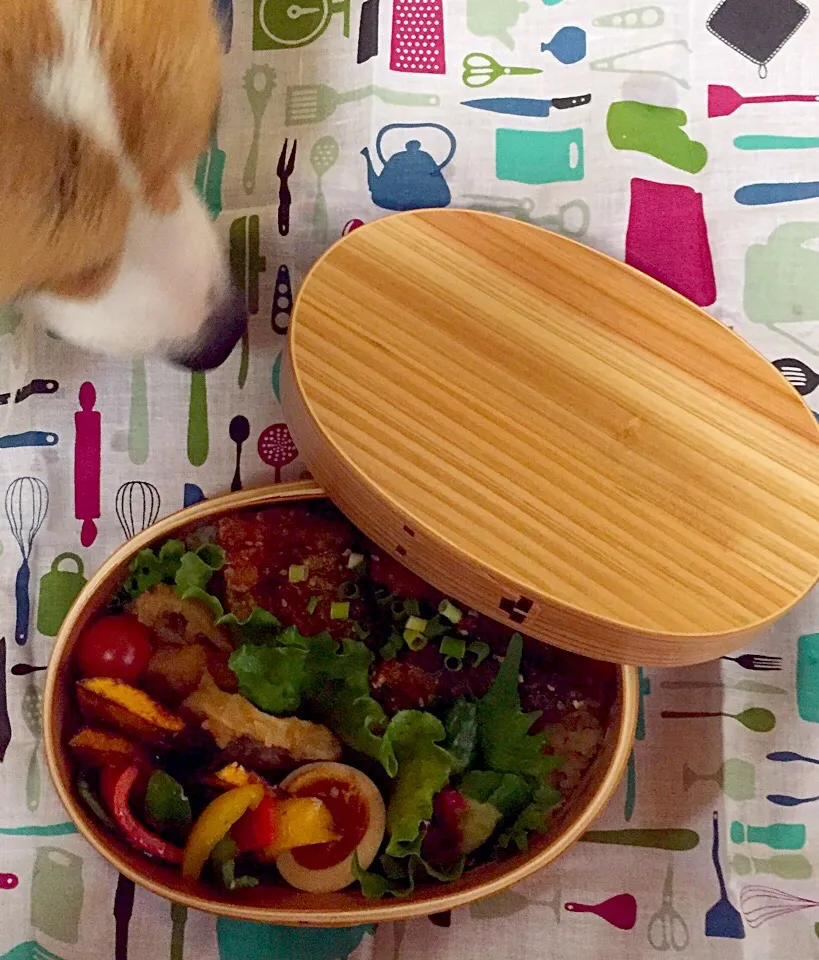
76,615,154,682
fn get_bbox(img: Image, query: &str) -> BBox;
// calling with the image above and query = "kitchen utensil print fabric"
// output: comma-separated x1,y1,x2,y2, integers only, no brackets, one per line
3,1,819,959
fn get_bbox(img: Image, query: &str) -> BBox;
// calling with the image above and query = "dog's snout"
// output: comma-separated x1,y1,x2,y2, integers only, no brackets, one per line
169,285,248,372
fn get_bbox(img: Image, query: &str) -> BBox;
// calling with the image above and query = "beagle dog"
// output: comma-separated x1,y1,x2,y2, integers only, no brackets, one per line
0,0,247,369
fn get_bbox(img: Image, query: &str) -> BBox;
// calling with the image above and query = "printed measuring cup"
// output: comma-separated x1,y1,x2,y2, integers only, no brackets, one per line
37,553,88,637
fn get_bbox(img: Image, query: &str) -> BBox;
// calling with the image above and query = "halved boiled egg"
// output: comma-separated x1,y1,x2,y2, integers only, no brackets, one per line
275,761,386,893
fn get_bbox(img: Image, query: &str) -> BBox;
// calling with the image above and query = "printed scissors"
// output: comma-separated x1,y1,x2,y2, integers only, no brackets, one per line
647,863,690,951
462,53,543,89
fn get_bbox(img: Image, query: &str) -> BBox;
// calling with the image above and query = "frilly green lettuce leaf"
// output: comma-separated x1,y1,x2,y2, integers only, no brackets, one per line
383,711,453,857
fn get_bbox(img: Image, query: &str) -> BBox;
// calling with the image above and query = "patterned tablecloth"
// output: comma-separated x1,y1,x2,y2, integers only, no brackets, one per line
4,0,819,957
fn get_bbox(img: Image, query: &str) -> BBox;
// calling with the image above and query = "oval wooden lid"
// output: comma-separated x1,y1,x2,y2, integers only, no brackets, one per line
283,210,819,666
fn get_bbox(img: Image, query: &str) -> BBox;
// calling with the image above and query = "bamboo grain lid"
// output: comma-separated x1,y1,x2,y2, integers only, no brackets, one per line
282,210,819,666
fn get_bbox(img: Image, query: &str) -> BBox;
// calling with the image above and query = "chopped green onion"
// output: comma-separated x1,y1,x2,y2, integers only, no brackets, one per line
390,600,407,619
424,615,449,639
404,598,421,617
352,622,370,640
375,589,394,606
330,601,350,620
338,581,361,600
306,596,319,615
380,642,399,660
439,599,463,624
444,656,464,672
288,564,308,583
347,552,365,570
440,636,466,660
467,641,490,667
405,631,429,651
405,615,428,633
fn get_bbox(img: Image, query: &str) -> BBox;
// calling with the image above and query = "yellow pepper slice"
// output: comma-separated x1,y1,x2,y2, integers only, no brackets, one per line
259,796,338,860
182,784,264,881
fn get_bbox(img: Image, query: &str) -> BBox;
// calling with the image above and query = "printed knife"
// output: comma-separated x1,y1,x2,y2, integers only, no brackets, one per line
462,94,591,117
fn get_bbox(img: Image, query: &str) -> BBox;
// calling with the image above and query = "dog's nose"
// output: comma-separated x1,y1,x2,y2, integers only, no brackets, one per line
169,286,248,371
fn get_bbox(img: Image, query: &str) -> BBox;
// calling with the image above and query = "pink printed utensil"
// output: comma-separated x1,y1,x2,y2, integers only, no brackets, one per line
258,423,298,483
708,84,819,118
74,382,101,547
565,893,637,930
391,0,446,74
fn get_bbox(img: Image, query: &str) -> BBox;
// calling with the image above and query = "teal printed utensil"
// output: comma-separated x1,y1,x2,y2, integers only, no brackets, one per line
661,708,775,732
624,750,636,821
647,863,689,951
31,847,84,944
736,135,819,150
0,945,67,960
581,828,699,850
731,853,812,880
187,372,208,467
129,359,148,465
496,128,584,184
463,52,543,88
272,352,283,401
286,84,439,125
730,821,806,850
0,823,77,836
797,633,819,721
37,553,87,637
682,758,756,801
194,127,226,219
216,918,374,960
22,683,42,810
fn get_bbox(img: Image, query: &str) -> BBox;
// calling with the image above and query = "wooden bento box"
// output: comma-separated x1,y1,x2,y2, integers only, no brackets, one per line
45,481,638,925
45,208,819,924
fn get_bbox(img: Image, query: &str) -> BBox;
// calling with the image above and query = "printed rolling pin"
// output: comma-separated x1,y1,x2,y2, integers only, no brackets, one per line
74,383,100,547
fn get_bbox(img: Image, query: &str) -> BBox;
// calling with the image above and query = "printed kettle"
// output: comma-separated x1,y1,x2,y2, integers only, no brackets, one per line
362,123,456,212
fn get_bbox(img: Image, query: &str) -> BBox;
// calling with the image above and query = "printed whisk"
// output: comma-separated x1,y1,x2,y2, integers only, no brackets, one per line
5,476,48,645
115,481,161,539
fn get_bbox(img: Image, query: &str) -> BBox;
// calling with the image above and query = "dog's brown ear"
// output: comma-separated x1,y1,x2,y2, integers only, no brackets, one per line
99,0,222,215
0,0,132,302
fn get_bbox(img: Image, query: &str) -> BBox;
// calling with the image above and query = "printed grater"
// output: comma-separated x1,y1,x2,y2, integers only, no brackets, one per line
390,0,446,74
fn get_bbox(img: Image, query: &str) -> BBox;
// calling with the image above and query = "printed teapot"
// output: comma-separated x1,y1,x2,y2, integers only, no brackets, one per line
362,123,456,212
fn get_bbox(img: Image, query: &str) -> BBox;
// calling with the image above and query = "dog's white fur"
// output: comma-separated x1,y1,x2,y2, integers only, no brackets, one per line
31,179,227,357
7,0,231,361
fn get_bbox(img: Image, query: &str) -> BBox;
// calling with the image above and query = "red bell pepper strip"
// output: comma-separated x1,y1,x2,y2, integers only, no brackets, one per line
231,794,279,854
100,765,183,864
